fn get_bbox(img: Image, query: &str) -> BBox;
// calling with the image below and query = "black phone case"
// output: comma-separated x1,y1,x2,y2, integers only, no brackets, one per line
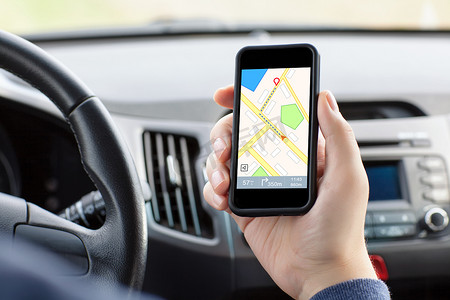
229,43,320,217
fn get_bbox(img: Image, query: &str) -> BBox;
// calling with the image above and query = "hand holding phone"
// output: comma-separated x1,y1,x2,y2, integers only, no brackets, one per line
229,44,320,216
205,88,378,298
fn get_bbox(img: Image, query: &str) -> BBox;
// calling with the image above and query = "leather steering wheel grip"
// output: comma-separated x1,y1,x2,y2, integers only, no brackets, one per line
0,30,148,292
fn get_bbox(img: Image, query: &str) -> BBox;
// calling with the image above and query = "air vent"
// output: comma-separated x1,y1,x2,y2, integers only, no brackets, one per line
143,131,214,239
339,101,425,121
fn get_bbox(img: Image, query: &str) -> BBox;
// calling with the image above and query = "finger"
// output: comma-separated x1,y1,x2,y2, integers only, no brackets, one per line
316,90,369,212
203,178,252,230
205,152,230,195
214,85,234,109
205,151,226,183
203,181,229,211
317,91,362,172
205,152,217,179
203,182,252,235
210,113,233,162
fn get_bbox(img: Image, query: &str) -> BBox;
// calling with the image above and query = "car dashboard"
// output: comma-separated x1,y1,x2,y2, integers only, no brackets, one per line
1,30,450,299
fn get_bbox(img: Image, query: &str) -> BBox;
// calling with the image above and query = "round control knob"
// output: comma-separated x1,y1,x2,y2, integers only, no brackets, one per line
424,207,449,232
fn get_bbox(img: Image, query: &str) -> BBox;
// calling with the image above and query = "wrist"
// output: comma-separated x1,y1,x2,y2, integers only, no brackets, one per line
298,250,377,300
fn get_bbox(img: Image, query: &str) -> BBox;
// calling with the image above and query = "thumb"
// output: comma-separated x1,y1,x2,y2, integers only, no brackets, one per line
317,91,364,176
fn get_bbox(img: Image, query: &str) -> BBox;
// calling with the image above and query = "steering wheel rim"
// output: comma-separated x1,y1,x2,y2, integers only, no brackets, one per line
0,30,147,292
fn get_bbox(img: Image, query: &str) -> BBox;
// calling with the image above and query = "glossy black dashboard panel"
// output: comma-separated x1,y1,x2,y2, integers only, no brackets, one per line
0,99,95,212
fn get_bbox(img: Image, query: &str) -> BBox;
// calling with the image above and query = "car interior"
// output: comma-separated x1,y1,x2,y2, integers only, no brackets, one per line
1,1,450,299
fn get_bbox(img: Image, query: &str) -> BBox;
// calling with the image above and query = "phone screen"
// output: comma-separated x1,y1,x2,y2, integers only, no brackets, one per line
236,67,310,189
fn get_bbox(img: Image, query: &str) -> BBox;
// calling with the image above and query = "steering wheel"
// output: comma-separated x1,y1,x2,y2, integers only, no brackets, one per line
0,30,147,293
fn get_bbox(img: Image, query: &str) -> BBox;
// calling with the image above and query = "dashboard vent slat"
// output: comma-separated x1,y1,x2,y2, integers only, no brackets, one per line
167,135,188,233
155,133,174,228
143,131,214,239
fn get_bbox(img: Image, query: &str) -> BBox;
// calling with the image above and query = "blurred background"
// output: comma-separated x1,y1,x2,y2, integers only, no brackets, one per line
2,0,450,35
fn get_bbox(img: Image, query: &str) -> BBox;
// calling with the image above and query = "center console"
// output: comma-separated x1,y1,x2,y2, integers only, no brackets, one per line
351,114,450,280
364,156,449,241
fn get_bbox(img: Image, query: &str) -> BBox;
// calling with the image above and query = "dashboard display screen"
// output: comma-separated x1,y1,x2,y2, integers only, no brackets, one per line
364,161,403,201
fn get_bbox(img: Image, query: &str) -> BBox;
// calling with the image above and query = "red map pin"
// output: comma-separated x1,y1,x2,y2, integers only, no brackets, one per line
273,77,280,86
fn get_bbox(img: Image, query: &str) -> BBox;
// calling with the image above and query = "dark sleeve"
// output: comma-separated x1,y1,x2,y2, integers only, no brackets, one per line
310,279,390,300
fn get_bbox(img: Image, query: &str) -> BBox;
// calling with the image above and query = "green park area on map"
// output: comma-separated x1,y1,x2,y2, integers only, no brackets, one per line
252,166,269,177
281,104,304,130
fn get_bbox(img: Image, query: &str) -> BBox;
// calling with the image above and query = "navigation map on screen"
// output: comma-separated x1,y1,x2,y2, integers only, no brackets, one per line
236,67,310,189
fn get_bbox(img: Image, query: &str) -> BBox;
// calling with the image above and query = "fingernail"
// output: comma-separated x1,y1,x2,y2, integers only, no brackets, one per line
211,171,225,189
213,138,227,159
326,91,339,113
213,194,225,209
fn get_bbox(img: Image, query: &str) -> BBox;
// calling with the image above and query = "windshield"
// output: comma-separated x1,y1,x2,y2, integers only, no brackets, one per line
2,0,450,35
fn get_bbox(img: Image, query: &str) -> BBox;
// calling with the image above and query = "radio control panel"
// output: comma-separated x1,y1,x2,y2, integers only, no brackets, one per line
365,211,417,239
364,155,450,241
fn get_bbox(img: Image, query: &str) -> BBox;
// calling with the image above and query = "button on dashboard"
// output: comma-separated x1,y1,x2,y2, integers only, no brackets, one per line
364,227,374,239
420,173,448,187
418,157,445,171
423,189,450,203
372,212,416,225
374,225,416,238
365,213,373,226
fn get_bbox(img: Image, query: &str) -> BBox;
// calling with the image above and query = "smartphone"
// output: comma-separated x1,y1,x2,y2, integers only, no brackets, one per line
229,44,319,216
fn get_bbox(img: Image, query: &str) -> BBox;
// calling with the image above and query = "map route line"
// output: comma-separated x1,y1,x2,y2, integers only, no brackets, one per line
241,93,283,136
260,68,290,112
282,77,309,123
260,86,277,112
238,125,270,158
241,92,308,165
247,147,279,176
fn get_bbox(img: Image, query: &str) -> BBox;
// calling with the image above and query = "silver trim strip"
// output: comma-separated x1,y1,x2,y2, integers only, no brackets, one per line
143,132,160,222
180,137,201,236
175,187,187,232
167,135,182,187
